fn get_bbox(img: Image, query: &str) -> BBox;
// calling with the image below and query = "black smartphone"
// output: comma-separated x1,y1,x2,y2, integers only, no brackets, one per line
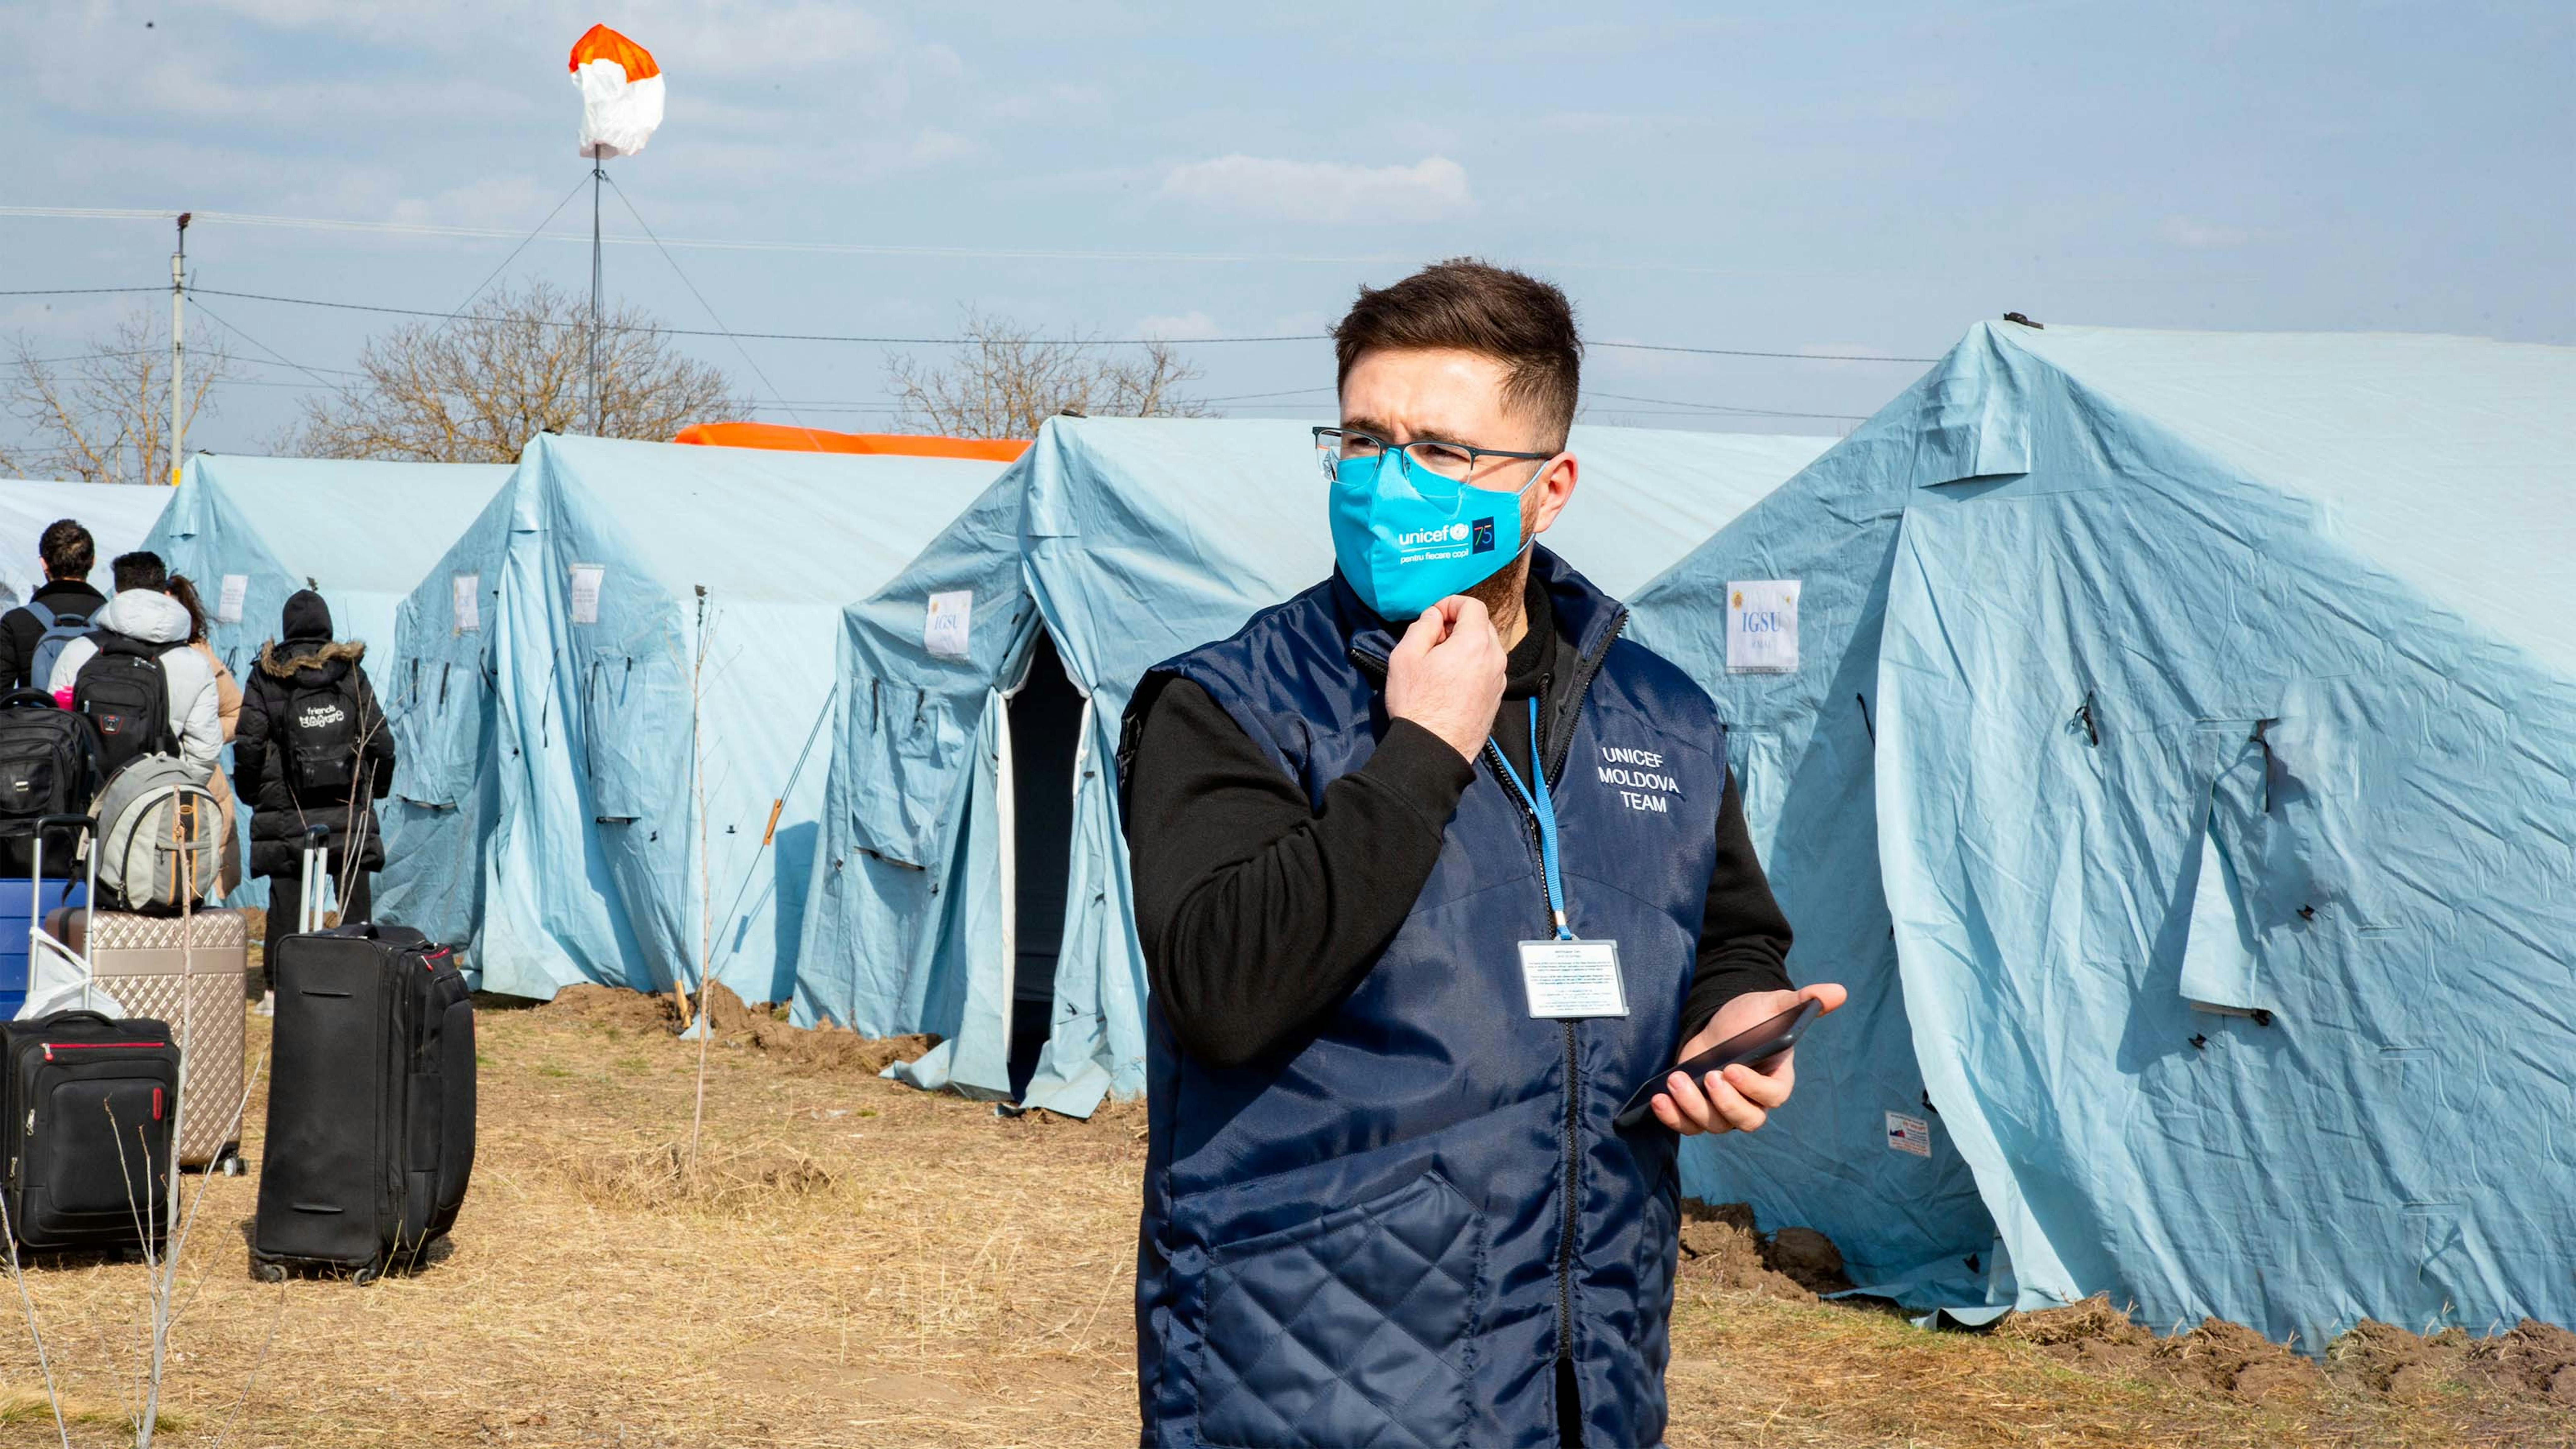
1613,997,1823,1131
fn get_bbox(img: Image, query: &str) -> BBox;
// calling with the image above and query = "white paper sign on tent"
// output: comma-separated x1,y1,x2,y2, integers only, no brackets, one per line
924,590,973,660
1726,579,1800,673
569,564,605,625
216,574,248,625
452,573,481,633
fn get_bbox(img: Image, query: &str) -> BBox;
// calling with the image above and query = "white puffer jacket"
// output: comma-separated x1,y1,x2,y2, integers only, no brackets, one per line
46,589,225,773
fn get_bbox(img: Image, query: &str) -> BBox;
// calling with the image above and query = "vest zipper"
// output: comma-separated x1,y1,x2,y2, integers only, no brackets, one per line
1524,609,1625,1392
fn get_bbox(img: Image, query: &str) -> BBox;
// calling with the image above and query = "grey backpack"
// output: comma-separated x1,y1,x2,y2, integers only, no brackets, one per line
24,599,92,690
91,755,224,913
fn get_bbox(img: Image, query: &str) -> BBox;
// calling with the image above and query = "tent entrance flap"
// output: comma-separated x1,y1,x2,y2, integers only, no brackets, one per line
1006,631,1084,1099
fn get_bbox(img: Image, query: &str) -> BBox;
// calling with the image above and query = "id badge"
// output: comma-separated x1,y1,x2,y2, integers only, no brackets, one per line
1518,939,1628,1019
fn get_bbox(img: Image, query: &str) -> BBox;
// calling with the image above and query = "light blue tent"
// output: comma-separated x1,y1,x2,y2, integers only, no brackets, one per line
796,417,1833,1117
150,455,511,682
389,434,1007,1003
0,479,172,609
145,456,512,908
1635,320,2576,1342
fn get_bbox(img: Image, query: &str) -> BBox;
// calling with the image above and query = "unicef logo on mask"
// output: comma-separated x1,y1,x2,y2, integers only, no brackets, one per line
1448,523,1470,541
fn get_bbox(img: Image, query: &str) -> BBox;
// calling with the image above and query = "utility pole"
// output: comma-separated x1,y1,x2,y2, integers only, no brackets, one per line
168,212,190,486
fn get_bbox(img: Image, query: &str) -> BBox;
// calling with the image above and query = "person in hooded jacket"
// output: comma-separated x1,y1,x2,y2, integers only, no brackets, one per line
233,589,395,998
47,551,225,774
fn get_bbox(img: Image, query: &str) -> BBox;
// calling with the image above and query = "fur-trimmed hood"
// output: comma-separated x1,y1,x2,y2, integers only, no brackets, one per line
256,636,366,679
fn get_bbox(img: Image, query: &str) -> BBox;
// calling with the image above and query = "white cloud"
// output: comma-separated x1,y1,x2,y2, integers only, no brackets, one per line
1133,311,1221,341
2159,215,2251,250
389,175,563,231
983,82,1107,126
1158,156,1473,224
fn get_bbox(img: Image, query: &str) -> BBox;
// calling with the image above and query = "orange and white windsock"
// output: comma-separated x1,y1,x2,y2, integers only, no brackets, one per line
570,24,663,160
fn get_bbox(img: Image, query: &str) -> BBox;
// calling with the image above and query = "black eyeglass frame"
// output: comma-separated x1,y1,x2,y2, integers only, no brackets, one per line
1311,426,1559,485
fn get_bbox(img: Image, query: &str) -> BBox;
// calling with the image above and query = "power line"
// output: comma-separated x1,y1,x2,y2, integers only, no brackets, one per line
0,207,2256,285
422,175,594,342
0,287,163,298
184,286,1323,345
185,297,343,391
603,172,818,440
1584,390,1867,421
8,281,1940,360
179,285,1931,359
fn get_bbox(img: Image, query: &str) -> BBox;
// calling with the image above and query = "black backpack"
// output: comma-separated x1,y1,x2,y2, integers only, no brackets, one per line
282,674,362,800
0,689,96,858
72,635,177,778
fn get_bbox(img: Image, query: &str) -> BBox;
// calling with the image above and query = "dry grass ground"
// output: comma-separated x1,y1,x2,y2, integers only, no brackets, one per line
0,994,2563,1447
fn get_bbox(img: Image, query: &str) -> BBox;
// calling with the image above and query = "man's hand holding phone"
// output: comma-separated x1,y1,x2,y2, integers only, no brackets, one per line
1647,983,1846,1136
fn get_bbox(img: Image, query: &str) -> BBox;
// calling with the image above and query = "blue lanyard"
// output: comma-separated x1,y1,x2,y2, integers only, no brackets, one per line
1489,697,1575,941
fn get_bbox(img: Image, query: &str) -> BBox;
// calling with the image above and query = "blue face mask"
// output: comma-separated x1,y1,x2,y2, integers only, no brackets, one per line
1328,451,1544,621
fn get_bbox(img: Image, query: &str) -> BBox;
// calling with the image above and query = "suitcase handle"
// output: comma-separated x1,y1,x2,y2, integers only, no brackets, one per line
321,922,427,945
33,814,95,838
24,1009,120,1031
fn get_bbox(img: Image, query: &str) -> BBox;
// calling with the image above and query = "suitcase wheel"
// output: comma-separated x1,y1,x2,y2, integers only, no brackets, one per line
251,1261,286,1284
220,1155,247,1178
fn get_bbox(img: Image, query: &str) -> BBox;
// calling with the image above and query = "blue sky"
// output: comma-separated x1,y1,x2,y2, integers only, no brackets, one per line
3,0,2568,454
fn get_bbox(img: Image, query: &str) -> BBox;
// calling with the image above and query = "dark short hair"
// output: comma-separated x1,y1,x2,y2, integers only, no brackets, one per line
111,551,167,594
38,519,93,580
1332,258,1582,443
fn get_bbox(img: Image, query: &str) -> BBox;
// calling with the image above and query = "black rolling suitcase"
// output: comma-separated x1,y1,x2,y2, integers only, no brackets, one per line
0,1010,179,1252
251,924,474,1281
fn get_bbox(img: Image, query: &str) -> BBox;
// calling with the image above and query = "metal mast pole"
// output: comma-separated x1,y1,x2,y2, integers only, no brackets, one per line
167,212,190,486
590,158,604,436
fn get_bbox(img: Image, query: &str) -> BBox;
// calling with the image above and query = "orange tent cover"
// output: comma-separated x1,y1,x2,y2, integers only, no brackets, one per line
674,421,1029,463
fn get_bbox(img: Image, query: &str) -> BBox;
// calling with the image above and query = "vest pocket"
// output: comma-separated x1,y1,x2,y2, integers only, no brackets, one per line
1193,1170,1484,1449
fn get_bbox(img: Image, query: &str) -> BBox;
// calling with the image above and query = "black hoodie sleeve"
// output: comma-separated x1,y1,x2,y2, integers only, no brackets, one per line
233,670,274,802
1680,767,1796,1039
1124,677,1477,1068
0,609,27,694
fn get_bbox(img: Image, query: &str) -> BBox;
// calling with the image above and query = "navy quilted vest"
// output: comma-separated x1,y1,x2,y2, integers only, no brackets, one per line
1124,549,1724,1449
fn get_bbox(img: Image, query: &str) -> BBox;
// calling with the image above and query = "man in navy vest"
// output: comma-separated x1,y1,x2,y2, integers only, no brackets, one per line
1120,259,1846,1448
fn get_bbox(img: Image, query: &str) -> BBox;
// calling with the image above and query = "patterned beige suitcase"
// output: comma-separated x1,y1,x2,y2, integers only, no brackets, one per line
77,908,248,1172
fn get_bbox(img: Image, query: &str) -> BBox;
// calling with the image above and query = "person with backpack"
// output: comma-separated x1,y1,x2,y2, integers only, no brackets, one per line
233,590,395,998
165,575,245,897
46,551,224,781
0,519,108,692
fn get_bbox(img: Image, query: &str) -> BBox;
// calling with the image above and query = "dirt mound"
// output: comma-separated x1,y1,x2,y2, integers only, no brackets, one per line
1996,1294,2156,1374
1674,1201,1852,1302
2327,1319,2457,1399
2152,1317,2320,1402
1997,1298,2319,1401
541,983,938,1076
1997,1294,2151,1349
2464,1319,2576,1403
1765,1226,1852,1295
545,982,681,1032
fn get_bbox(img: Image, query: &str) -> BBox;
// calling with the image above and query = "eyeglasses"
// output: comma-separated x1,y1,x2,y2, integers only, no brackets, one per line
1312,427,1557,486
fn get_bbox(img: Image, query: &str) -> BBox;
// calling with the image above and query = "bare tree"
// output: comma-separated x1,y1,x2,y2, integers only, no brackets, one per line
2,312,231,485
286,280,743,463
888,309,1212,439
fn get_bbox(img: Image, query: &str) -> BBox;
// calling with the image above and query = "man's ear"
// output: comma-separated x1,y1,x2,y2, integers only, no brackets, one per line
1527,452,1579,538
